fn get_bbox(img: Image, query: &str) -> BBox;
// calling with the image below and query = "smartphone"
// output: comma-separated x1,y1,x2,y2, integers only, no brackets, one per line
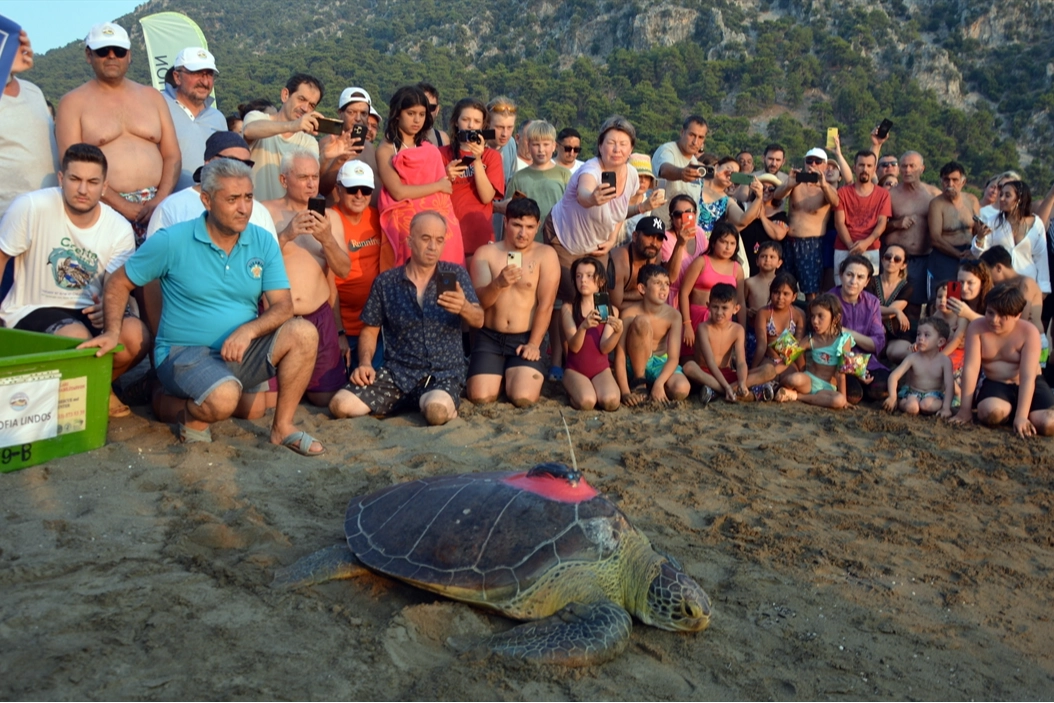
437,271,458,295
349,123,368,146
593,292,610,322
826,127,839,150
460,155,477,167
600,171,617,191
796,171,820,184
947,281,962,301
506,251,522,268
972,214,984,225
876,118,894,139
699,165,716,179
307,195,327,216
730,172,753,185
681,211,697,229
316,117,344,136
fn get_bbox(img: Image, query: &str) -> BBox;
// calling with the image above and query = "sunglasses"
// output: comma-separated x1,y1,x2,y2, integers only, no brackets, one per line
93,46,128,59
344,186,374,196
562,145,581,153
804,157,825,165
428,103,439,111
671,209,695,217
880,161,898,168
218,155,255,169
490,105,517,115
883,254,904,263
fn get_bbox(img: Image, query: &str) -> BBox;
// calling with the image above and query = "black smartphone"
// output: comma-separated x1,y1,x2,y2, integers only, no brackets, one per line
699,165,716,179
730,172,753,185
316,117,344,136
460,155,477,167
349,123,368,146
437,271,458,295
307,195,327,216
972,214,984,225
876,118,894,139
796,171,820,184
593,292,610,321
947,281,962,301
600,171,617,191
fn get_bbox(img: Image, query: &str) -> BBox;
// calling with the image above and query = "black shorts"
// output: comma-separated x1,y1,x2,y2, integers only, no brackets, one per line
976,376,1054,414
351,367,462,416
15,307,97,335
467,326,547,377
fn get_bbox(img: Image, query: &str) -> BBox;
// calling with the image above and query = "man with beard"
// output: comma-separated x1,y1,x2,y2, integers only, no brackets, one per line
833,150,891,282
609,216,666,309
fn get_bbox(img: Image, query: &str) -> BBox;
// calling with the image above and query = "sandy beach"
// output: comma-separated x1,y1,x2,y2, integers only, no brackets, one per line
2,384,1053,700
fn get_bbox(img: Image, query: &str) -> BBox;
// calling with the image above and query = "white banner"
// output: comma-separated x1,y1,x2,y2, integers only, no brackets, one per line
139,12,211,96
0,371,60,448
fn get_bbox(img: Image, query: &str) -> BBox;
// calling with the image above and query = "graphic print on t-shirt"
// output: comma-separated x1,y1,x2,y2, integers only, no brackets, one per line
47,240,99,290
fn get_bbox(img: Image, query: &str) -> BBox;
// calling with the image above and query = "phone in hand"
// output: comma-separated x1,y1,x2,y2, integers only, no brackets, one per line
947,281,962,301
307,195,327,216
796,171,820,184
730,172,753,185
593,292,610,321
506,251,522,268
876,118,894,139
316,117,344,136
460,155,477,167
681,211,697,229
437,271,458,295
697,164,716,179
826,127,839,150
972,214,985,225
349,123,368,146
600,171,617,191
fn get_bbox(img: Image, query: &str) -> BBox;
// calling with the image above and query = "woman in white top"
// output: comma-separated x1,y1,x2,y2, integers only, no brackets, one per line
972,180,1050,294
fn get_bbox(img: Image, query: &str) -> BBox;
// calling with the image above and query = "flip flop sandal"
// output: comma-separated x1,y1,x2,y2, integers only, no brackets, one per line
280,431,325,457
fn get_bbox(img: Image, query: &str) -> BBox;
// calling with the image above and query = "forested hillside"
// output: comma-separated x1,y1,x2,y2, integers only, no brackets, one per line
23,0,1054,187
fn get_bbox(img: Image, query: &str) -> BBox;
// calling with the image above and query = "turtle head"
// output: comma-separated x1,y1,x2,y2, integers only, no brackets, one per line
641,561,711,632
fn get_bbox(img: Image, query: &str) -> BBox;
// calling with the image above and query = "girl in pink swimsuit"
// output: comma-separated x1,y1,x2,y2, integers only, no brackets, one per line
561,256,624,411
678,222,747,359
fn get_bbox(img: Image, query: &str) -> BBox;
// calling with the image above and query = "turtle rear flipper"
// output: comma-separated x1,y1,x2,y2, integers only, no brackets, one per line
449,601,632,667
271,544,368,589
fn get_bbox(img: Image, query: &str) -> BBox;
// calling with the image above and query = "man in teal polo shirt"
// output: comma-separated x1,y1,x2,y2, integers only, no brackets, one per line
82,159,324,455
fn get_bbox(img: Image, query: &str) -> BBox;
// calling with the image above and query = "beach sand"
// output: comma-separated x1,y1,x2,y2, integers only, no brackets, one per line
2,385,1053,700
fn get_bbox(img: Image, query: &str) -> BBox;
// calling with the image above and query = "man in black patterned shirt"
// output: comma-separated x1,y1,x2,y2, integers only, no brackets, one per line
329,211,484,425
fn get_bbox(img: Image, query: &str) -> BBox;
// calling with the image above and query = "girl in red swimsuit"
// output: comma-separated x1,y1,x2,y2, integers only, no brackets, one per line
561,256,624,411
678,222,747,359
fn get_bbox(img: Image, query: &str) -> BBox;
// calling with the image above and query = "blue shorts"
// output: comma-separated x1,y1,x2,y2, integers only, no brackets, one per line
157,330,279,405
787,237,824,294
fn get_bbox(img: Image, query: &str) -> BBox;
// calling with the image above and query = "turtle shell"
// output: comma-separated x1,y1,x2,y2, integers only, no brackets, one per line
344,468,635,604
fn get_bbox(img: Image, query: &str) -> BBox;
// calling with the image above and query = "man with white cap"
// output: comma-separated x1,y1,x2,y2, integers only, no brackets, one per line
367,107,381,143
163,47,226,191
772,147,840,300
333,160,387,370
319,86,378,201
56,22,180,246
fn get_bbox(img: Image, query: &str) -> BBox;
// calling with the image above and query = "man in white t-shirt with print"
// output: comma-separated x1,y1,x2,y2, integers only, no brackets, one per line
0,144,151,416
652,115,707,224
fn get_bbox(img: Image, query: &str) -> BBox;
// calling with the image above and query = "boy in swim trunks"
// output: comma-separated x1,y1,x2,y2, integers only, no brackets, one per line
883,317,954,417
615,264,691,406
683,283,777,403
951,283,1054,437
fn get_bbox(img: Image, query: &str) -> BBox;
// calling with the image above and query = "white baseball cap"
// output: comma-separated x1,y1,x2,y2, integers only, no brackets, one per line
338,87,372,111
337,161,375,189
174,47,218,73
369,106,381,121
85,22,131,51
805,148,829,161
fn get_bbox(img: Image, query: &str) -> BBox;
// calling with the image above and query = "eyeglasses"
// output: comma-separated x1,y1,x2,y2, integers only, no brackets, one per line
804,157,825,165
344,186,374,196
882,254,904,263
93,46,128,59
879,161,898,168
562,145,581,153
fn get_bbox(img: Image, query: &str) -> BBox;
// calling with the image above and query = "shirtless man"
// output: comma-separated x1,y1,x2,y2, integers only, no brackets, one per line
773,147,839,300
56,23,180,245
466,198,560,406
927,161,980,289
951,284,1054,436
615,264,691,406
886,151,940,308
609,216,665,309
979,246,1045,335
262,150,350,406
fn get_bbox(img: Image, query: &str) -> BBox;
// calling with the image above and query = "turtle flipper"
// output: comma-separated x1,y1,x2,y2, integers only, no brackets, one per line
451,600,632,667
271,544,368,589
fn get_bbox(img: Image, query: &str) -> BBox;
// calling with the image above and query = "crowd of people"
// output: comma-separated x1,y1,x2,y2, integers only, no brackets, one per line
3,21,1054,458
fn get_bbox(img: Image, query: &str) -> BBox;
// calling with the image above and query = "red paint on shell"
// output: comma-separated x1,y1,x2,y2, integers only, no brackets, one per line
503,472,598,503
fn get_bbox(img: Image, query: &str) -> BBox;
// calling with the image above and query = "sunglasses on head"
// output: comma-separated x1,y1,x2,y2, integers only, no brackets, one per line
883,253,904,263
93,46,128,59
805,157,825,165
562,145,581,153
490,105,517,115
344,185,374,196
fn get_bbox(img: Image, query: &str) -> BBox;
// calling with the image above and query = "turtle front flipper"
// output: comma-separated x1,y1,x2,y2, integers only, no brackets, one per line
271,544,369,589
450,600,632,667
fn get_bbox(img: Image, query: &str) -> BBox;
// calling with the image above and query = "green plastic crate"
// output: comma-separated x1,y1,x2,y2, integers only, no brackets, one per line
0,328,121,472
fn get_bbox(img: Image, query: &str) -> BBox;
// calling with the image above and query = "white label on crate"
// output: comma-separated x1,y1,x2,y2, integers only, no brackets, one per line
0,372,61,448
57,376,88,435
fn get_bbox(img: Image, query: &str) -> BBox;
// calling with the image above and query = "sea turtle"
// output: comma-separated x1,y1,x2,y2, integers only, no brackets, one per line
273,463,711,666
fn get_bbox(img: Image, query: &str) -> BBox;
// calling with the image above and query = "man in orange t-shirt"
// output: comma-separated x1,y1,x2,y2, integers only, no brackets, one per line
333,161,389,371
